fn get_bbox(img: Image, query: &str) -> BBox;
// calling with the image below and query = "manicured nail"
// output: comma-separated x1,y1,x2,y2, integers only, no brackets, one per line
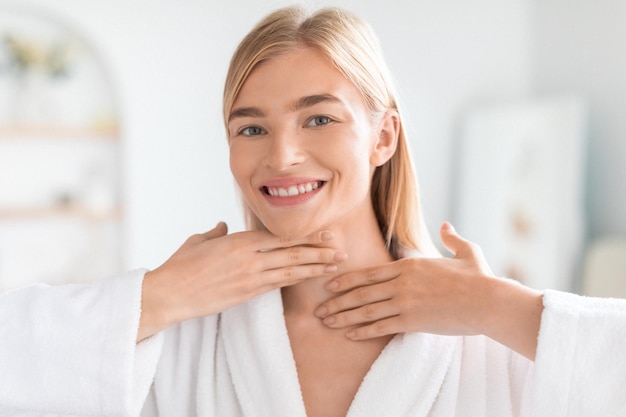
333,251,348,262
314,306,328,317
320,231,334,241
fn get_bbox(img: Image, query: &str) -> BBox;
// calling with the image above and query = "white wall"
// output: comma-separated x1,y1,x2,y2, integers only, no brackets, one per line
531,0,626,241
2,0,531,271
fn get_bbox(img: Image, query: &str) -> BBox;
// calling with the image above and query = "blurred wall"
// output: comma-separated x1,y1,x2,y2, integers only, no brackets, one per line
2,0,532,272
531,0,626,241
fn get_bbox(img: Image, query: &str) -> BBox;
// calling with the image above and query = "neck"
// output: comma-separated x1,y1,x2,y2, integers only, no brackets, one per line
281,208,394,317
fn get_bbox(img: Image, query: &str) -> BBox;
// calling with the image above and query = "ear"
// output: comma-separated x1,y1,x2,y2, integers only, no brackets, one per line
370,110,400,167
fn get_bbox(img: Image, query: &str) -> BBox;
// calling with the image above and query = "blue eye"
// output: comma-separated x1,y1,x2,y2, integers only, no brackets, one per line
240,126,265,136
307,116,332,127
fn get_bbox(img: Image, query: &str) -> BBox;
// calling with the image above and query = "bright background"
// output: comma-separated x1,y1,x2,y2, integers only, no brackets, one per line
1,0,625,292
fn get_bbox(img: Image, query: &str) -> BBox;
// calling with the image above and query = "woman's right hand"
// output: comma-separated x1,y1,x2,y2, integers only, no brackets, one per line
137,222,344,341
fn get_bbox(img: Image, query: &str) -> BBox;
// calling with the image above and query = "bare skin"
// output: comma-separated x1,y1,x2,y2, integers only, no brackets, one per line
226,46,544,415
140,44,544,417
284,309,393,417
227,46,403,416
284,223,543,417
138,222,346,342
315,222,544,361
282,212,395,417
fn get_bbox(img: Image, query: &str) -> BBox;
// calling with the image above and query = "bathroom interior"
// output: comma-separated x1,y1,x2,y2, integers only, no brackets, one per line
1,0,625,297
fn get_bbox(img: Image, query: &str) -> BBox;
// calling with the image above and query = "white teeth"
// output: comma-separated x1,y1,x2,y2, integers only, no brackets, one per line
267,181,322,197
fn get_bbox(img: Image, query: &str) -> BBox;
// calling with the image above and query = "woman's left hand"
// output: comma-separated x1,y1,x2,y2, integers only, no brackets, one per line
314,222,543,360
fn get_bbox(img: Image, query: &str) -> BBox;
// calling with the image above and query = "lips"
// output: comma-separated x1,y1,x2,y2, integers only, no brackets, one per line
263,180,323,197
259,179,326,206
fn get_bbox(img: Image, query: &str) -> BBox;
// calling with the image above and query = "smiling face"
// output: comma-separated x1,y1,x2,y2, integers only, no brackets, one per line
228,47,395,239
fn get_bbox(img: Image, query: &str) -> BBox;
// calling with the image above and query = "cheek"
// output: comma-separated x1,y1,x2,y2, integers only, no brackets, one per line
329,143,374,204
229,143,254,189
342,137,374,177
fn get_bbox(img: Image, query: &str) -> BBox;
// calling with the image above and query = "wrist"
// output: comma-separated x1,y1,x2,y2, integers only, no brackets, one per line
479,276,544,360
137,269,175,342
468,273,504,335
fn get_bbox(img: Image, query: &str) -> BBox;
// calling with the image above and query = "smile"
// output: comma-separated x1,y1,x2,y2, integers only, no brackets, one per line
263,181,325,197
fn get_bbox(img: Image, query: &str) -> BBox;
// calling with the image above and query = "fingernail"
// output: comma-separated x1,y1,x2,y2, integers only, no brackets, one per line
314,306,328,317
326,280,339,290
443,222,455,232
320,231,334,241
323,316,336,325
346,330,357,339
324,265,338,273
333,251,348,262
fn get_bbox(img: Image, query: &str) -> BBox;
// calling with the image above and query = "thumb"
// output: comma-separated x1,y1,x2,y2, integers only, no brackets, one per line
439,222,472,258
200,221,228,241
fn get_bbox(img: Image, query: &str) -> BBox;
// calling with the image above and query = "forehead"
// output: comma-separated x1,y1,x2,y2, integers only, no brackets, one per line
232,46,365,110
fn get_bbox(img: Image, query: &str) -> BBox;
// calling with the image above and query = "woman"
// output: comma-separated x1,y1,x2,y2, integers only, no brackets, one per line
212,6,544,415
140,6,623,416
1,5,625,417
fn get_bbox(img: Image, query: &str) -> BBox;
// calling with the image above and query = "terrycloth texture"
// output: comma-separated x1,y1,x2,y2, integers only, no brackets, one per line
0,270,162,417
144,287,626,416
218,290,463,417
3,271,626,416
143,288,534,417
143,316,219,417
531,290,626,416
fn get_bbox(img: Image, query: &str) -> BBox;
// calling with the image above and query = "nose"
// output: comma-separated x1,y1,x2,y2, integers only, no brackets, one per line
263,128,306,171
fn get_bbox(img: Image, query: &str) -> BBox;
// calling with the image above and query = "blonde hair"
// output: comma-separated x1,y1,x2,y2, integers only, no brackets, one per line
223,6,439,257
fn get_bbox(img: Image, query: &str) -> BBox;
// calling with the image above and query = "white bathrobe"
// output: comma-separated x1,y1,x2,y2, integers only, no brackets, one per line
1,269,625,416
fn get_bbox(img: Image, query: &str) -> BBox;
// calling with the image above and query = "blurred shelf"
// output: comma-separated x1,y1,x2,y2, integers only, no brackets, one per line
0,205,122,222
0,124,120,140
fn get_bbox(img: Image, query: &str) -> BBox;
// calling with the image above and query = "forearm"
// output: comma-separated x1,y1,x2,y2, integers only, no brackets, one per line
136,225,342,343
479,277,544,361
137,268,184,342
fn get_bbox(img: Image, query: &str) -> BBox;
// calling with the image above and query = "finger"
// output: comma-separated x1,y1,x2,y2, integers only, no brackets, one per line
201,222,229,241
439,222,475,258
255,229,335,251
321,300,399,329
345,316,405,340
186,222,228,244
259,263,339,289
315,283,394,318
324,263,401,293
260,246,347,270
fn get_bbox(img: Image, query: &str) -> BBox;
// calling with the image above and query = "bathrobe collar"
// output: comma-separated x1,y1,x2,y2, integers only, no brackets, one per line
219,288,457,417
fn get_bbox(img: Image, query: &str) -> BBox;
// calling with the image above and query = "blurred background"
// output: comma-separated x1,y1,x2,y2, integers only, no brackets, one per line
0,0,624,296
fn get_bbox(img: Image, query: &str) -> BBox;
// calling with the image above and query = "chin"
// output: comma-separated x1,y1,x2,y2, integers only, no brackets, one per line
265,224,313,240
261,218,324,241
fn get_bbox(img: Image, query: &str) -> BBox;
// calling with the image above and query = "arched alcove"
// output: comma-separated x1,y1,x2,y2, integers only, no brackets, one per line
0,6,122,289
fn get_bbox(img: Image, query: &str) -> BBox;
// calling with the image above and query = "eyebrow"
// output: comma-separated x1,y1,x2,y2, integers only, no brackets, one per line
292,94,341,111
228,107,264,123
228,94,341,123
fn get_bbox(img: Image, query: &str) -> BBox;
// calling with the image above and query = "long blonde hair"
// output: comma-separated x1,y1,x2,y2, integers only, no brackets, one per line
223,6,438,257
